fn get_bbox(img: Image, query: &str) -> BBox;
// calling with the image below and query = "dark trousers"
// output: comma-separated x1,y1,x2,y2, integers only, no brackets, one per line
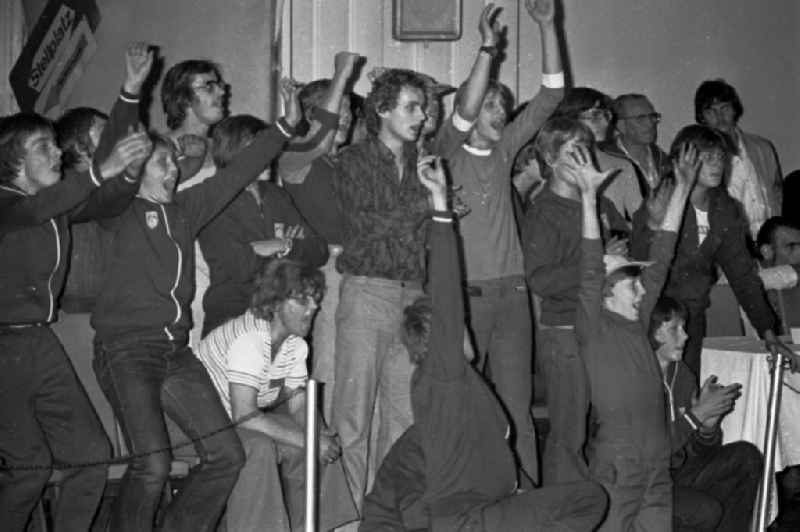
673,441,763,532
93,335,244,532
536,327,590,485
0,326,110,531
466,276,537,484
433,480,608,532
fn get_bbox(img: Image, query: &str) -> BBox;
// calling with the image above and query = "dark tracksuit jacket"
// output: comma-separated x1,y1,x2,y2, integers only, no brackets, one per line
631,187,776,372
0,90,142,325
577,231,677,532
198,180,328,336
91,120,294,345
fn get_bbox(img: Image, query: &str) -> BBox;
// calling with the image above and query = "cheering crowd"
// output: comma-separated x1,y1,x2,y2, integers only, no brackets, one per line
3,0,800,530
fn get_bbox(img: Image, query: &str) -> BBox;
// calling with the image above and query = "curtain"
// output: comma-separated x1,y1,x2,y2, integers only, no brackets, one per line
0,0,26,116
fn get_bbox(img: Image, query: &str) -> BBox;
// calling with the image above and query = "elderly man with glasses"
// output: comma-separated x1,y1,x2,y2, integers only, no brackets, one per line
603,93,671,197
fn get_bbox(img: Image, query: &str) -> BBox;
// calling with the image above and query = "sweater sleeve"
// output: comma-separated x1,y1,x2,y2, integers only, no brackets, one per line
499,86,563,159
418,212,466,381
262,184,329,268
576,237,605,343
638,230,679,326
179,120,294,236
70,88,144,223
715,201,777,336
429,112,472,160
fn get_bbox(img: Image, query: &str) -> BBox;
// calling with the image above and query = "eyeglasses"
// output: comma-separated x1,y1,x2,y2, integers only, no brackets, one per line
578,108,611,122
620,112,661,123
699,150,726,164
191,79,224,92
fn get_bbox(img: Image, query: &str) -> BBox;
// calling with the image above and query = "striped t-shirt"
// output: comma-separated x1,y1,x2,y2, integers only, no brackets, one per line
196,310,308,417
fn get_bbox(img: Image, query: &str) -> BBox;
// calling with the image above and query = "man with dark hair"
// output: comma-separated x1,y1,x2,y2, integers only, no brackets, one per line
195,259,356,531
604,93,671,196
161,59,227,351
328,64,430,517
695,78,783,238
631,125,794,378
431,0,563,485
198,114,329,336
361,155,608,532
554,87,643,222
649,295,763,532
89,79,300,531
0,43,154,531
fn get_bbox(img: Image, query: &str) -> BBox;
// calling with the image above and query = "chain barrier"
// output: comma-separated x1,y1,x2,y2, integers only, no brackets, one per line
0,393,295,475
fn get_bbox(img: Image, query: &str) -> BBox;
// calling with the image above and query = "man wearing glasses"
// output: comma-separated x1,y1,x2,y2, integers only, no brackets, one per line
605,93,671,197
695,79,783,239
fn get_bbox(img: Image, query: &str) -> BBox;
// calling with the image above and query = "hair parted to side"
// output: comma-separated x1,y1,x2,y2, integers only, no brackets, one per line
0,113,54,184
56,107,108,171
694,79,743,125
211,114,268,168
364,68,427,136
534,116,594,181
250,259,326,322
402,295,432,365
648,296,688,350
161,60,222,130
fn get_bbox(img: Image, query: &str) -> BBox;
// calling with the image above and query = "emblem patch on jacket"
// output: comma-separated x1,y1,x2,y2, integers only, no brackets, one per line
146,211,159,230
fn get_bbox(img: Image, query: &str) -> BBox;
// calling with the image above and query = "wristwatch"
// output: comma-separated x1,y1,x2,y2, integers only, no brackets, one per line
479,45,499,58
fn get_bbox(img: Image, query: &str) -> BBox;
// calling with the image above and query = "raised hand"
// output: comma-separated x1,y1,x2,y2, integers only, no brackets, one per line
645,178,673,230
124,42,154,95
479,3,503,47
673,141,701,190
367,66,388,84
98,125,153,180
334,51,361,79
417,155,448,211
285,224,305,240
280,77,302,128
605,235,629,256
567,144,615,195
525,0,555,26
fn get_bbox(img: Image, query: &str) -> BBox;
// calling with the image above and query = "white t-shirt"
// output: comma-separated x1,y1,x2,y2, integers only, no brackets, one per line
196,310,308,417
694,207,710,246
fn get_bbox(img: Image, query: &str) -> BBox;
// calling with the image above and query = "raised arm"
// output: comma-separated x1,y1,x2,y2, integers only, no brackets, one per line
278,52,360,179
500,0,564,156
637,144,696,322
417,156,465,380
573,145,615,339
181,79,300,234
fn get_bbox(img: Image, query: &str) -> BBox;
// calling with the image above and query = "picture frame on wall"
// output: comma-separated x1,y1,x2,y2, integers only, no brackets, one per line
393,0,462,41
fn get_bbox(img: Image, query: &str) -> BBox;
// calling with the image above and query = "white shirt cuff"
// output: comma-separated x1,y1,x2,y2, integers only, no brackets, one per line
451,111,474,133
542,72,565,89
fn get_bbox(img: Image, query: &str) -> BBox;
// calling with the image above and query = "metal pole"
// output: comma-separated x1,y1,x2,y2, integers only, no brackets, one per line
305,379,318,532
754,353,785,531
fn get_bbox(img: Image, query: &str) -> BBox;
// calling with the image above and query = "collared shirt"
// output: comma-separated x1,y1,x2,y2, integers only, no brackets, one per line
334,135,430,281
616,136,660,191
728,130,771,239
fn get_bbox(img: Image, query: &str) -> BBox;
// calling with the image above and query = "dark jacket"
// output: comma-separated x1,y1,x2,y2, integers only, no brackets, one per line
663,361,722,472
0,91,141,324
631,187,776,336
198,180,328,335
91,121,294,344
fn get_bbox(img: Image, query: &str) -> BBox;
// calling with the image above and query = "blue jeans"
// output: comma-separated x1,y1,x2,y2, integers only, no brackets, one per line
0,326,109,532
466,275,537,485
93,335,244,532
331,275,422,512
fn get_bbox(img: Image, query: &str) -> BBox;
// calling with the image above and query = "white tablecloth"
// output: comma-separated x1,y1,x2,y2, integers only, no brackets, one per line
701,336,800,523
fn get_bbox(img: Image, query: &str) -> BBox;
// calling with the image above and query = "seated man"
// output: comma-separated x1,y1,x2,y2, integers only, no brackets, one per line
649,296,762,531
360,155,607,531
196,259,357,531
